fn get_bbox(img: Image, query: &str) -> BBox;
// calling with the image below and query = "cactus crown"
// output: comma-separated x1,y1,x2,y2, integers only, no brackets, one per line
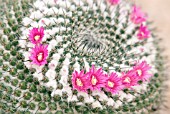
0,0,165,114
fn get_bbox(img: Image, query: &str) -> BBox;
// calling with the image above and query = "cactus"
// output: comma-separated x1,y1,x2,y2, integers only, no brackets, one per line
0,0,166,114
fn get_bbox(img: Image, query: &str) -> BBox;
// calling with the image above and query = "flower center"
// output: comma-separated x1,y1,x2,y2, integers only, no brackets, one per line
76,78,83,87
141,31,145,36
123,77,131,83
91,76,97,85
34,35,40,41
137,70,142,76
108,81,114,88
37,52,43,61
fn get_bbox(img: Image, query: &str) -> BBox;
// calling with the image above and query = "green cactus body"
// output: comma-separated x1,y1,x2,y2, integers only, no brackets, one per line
0,0,165,114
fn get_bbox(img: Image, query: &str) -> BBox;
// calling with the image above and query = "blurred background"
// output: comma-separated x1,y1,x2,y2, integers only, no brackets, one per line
136,0,170,113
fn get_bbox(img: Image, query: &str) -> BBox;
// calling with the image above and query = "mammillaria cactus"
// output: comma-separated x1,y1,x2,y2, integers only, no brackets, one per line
0,0,166,114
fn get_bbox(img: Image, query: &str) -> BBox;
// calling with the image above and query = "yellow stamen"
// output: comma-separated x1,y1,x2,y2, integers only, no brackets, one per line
137,70,142,76
34,35,40,41
37,53,43,61
123,77,131,83
108,81,114,88
76,78,83,87
91,76,97,85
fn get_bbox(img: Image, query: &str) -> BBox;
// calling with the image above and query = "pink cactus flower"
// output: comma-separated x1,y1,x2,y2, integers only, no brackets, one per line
105,72,123,94
133,61,152,81
72,70,89,92
108,0,121,5
137,24,151,40
130,5,147,24
86,65,107,91
29,44,48,66
121,70,139,88
29,27,44,44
